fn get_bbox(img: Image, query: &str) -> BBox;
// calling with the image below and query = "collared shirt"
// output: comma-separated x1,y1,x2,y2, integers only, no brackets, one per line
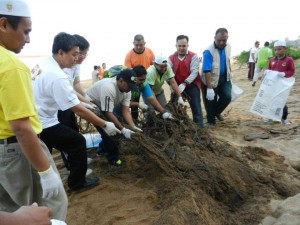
203,45,227,76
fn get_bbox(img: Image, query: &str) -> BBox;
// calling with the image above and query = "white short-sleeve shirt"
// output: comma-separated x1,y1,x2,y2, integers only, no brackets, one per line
86,77,131,112
63,64,80,85
32,57,80,129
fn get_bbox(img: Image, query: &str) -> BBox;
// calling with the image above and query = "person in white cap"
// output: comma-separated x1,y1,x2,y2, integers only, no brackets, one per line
263,40,295,125
145,54,184,116
0,0,67,221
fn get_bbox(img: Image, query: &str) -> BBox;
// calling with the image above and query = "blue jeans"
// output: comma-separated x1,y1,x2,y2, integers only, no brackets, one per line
203,76,232,124
184,84,204,128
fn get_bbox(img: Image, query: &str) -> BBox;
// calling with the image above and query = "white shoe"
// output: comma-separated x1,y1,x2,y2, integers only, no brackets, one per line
86,168,93,176
87,157,93,165
281,119,290,125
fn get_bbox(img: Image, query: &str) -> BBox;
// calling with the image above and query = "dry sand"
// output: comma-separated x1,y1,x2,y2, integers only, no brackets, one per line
55,61,300,225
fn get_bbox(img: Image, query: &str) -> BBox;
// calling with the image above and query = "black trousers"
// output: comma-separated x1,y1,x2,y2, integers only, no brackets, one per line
248,62,255,80
282,105,288,120
40,123,87,189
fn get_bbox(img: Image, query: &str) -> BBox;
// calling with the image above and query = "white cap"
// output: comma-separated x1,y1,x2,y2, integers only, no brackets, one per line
0,0,31,17
274,40,286,47
153,55,168,65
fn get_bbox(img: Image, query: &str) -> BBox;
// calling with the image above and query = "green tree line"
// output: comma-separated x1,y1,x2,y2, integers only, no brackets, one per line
234,41,300,65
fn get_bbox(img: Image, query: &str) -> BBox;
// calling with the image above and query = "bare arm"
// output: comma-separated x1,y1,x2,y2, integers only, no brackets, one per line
71,103,106,128
0,204,52,225
204,72,213,88
9,118,50,172
169,78,182,97
147,96,165,113
104,111,124,130
73,79,85,96
122,106,135,127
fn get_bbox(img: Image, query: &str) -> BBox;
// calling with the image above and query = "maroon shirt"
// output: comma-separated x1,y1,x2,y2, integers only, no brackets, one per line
268,55,295,78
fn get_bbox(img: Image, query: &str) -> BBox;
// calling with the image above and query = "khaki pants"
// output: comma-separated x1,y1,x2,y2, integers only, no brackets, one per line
0,139,68,220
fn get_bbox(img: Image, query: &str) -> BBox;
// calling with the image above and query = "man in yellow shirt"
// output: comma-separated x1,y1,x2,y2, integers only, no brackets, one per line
0,0,67,221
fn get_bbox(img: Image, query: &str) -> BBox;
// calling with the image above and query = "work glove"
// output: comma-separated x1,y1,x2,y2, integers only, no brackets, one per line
81,102,97,110
121,128,135,139
277,72,286,78
138,102,148,111
38,166,62,199
51,220,67,225
206,88,215,101
177,96,184,105
103,122,121,136
178,83,186,93
162,112,175,120
131,125,143,132
263,70,271,76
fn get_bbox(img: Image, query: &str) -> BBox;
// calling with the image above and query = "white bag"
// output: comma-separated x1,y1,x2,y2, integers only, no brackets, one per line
250,71,295,121
231,82,243,101
82,133,102,149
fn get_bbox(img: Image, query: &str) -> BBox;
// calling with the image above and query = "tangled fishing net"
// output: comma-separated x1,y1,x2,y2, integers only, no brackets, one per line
77,97,300,225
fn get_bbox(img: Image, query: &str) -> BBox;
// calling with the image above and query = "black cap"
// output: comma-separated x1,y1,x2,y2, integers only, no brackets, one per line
117,68,137,91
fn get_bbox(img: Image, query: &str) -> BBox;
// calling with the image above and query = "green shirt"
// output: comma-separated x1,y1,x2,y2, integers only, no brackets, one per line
256,47,273,69
146,64,175,95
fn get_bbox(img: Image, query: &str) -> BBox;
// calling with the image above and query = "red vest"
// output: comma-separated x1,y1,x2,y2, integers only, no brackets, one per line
169,51,201,90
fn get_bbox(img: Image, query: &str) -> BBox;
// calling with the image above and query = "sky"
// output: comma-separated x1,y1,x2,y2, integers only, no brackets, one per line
19,0,299,80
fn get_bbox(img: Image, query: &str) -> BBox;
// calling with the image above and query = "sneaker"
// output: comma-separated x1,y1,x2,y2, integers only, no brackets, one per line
109,159,124,167
86,168,93,176
281,119,290,125
87,157,93,165
264,119,273,123
215,114,224,121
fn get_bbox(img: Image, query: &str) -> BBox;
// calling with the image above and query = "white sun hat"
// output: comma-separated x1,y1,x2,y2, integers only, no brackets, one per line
0,0,31,17
153,55,168,65
274,40,287,47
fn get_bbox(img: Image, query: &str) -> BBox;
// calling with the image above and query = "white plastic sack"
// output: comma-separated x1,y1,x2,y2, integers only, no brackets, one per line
231,82,243,101
82,133,102,149
250,71,295,121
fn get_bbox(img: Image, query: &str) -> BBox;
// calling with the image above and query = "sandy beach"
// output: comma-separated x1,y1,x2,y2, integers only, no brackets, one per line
54,60,300,225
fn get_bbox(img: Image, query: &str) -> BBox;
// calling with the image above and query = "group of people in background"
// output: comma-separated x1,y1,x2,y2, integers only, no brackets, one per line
248,40,295,124
0,0,296,224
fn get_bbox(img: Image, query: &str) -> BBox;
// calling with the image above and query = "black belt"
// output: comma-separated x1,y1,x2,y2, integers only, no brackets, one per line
0,136,18,144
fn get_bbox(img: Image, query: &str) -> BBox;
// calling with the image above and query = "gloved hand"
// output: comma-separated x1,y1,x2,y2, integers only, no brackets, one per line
51,219,67,225
84,93,92,101
121,128,135,139
177,96,184,105
38,166,62,199
131,125,143,132
81,102,97,110
162,112,175,120
206,88,215,101
277,72,286,78
103,122,121,136
178,83,186,93
263,69,272,76
138,102,148,110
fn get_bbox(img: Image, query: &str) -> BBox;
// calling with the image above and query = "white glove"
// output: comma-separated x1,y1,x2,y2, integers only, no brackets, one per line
206,88,215,101
121,128,135,139
162,112,174,120
263,69,271,76
103,122,121,136
178,83,186,93
131,125,143,132
51,219,67,225
177,96,184,105
277,72,285,78
84,93,92,101
38,166,62,199
138,102,148,110
81,102,97,110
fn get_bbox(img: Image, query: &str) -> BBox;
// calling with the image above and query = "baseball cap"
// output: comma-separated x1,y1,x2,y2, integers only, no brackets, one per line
153,55,168,65
117,68,138,91
0,0,31,17
274,41,286,47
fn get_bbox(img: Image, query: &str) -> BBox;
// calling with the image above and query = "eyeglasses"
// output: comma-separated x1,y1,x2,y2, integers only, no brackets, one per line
78,52,88,58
